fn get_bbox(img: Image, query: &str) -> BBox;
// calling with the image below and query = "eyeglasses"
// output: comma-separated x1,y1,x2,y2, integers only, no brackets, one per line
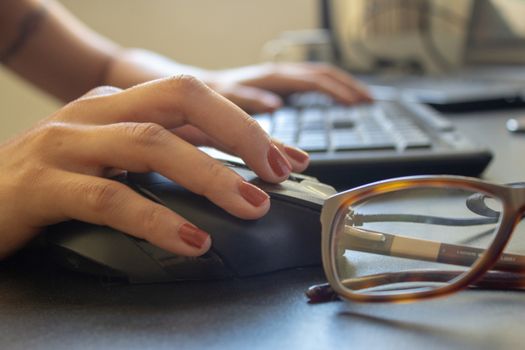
306,175,525,303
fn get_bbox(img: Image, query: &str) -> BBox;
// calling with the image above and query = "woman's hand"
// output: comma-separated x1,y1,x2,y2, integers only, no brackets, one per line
204,62,373,114
0,75,309,260
106,50,372,114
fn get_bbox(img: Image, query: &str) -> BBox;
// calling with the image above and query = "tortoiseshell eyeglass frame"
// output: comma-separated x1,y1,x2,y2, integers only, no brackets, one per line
306,175,525,303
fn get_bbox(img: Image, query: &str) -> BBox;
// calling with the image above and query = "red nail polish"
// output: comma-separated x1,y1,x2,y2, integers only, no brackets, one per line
239,181,269,207
284,145,309,163
179,223,209,249
267,144,292,177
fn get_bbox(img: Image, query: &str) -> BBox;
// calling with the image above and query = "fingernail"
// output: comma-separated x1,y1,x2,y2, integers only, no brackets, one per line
284,145,309,164
267,144,292,177
239,181,269,207
179,223,209,249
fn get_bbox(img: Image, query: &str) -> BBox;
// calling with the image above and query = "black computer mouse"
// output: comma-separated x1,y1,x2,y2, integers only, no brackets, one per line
44,161,336,283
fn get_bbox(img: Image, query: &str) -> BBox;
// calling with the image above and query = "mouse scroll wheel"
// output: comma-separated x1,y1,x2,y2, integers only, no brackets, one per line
287,173,301,182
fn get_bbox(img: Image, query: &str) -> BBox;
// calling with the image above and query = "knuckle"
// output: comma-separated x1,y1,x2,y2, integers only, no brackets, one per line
244,115,265,134
82,85,122,98
166,74,205,95
34,122,74,148
139,206,168,240
199,161,228,197
161,75,208,120
124,122,169,146
82,181,123,215
230,116,268,154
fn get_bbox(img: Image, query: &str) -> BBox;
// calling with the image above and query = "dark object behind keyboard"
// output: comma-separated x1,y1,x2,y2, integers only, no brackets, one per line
254,93,492,189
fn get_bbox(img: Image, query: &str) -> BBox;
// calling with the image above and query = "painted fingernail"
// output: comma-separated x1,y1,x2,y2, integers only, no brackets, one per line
284,145,309,164
267,144,292,177
179,223,209,249
239,181,269,207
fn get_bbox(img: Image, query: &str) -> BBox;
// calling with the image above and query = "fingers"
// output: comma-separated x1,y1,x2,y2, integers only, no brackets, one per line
240,63,372,105
216,84,283,114
48,171,212,256
170,127,310,173
278,74,360,105
47,122,271,220
304,62,373,103
273,67,367,104
63,75,292,183
271,138,310,173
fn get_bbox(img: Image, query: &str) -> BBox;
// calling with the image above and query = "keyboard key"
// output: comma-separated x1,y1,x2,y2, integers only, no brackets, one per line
332,119,355,129
402,101,454,131
297,131,328,152
301,108,326,131
273,131,296,145
331,130,396,151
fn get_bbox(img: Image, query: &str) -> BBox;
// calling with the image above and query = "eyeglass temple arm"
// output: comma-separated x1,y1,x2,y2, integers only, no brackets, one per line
342,226,525,273
306,270,525,303
349,213,498,245
349,213,498,227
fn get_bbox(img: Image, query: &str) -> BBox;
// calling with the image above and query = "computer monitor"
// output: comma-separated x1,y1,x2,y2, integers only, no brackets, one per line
466,0,525,65
323,0,525,73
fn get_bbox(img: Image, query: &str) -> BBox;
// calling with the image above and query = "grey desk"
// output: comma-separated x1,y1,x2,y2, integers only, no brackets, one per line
2,109,525,350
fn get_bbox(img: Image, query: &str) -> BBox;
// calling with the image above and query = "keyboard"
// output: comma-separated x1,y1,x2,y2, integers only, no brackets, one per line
253,93,493,188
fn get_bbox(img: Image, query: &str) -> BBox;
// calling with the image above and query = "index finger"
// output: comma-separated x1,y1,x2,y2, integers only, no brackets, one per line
65,76,292,182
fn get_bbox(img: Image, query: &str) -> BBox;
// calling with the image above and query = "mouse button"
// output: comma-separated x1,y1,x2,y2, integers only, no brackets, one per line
223,161,318,184
132,242,234,281
210,200,322,276
226,165,259,182
47,243,130,282
46,222,170,283
252,180,325,209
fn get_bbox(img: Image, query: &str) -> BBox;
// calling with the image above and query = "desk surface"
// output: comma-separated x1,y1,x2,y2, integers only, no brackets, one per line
2,108,525,350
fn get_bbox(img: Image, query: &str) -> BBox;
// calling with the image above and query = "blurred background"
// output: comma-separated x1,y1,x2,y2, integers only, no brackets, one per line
0,0,317,141
2,0,525,141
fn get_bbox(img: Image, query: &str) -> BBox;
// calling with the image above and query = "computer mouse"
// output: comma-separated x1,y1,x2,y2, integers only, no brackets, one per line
44,161,336,283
